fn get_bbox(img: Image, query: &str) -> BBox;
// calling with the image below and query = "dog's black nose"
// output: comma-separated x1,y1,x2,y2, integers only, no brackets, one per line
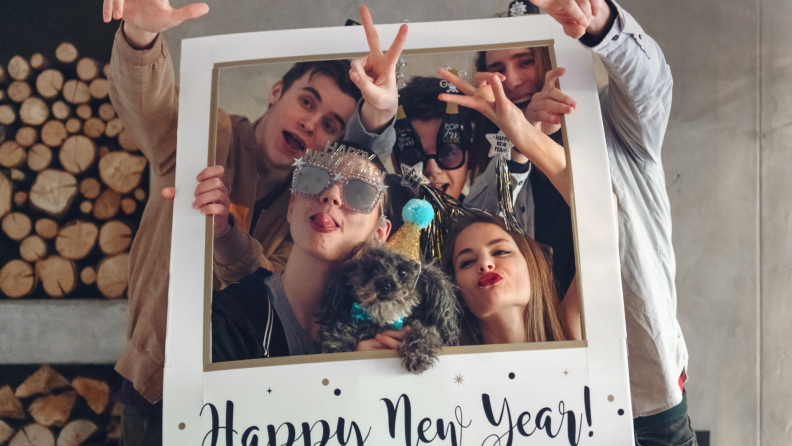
376,280,392,291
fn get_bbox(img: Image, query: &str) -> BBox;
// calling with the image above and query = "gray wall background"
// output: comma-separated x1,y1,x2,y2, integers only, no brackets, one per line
159,1,791,444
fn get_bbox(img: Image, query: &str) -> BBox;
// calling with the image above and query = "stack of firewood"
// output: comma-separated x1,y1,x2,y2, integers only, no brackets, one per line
0,364,121,445
0,42,147,299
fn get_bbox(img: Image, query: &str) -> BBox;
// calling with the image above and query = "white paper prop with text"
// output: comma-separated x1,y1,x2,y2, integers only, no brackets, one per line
167,14,629,445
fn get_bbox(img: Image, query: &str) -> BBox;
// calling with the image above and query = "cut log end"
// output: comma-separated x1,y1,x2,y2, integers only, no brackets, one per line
41,121,67,148
56,419,97,446
36,70,64,99
13,191,27,206
0,104,16,125
72,377,110,414
99,221,132,255
20,97,49,126
83,117,105,139
56,42,79,64
75,104,91,120
80,266,96,285
64,118,81,134
8,56,31,81
51,101,70,120
8,81,32,103
9,423,55,446
121,197,137,215
89,78,108,100
2,212,32,240
99,152,147,194
0,172,11,219
0,260,35,298
30,170,78,216
59,135,96,174
98,102,115,121
93,189,121,220
0,385,25,419
79,177,100,199
28,391,77,428
97,253,129,298
79,200,92,214
104,118,123,138
14,365,70,398
55,220,98,260
62,80,90,105
35,218,58,239
0,141,26,168
20,235,47,262
76,58,98,82
35,257,76,298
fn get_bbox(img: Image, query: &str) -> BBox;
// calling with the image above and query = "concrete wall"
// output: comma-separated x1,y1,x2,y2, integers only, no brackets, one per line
159,1,788,444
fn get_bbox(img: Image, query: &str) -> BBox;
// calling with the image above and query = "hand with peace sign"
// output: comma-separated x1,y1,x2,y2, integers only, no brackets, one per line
528,0,612,39
102,0,209,49
350,7,409,133
523,67,577,135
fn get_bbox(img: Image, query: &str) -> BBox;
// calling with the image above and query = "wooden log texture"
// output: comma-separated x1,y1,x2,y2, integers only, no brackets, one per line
28,391,77,427
9,423,55,446
20,235,47,262
121,197,136,215
15,126,37,147
76,58,97,82
56,420,97,446
98,102,115,121
20,97,49,126
71,377,110,414
97,145,110,157
117,128,139,152
27,144,52,171
13,191,27,206
14,365,70,398
103,117,123,138
96,253,129,298
0,419,13,445
0,90,5,102
35,70,63,99
98,221,132,255
8,56,31,81
79,177,100,199
62,80,89,104
102,63,110,78
83,117,105,139
59,135,95,174
92,189,120,220
10,168,25,181
0,172,11,218
75,104,91,120
99,152,146,193
55,221,98,260
2,212,32,240
0,104,16,125
0,64,5,83
89,78,108,100
79,200,92,214
0,141,26,167
50,100,70,120
29,169,78,216
64,117,81,134
35,219,58,239
40,121,67,147
8,81,32,103
35,256,76,298
0,386,25,419
80,266,96,285
133,188,146,201
0,260,36,298
29,53,48,70
55,42,78,64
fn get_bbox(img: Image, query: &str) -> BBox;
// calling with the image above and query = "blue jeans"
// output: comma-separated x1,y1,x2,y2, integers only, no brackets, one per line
634,393,697,446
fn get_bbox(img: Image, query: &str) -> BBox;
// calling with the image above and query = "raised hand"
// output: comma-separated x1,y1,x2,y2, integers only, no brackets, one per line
191,165,233,239
438,68,527,143
350,6,408,132
523,67,577,135
102,0,209,48
528,0,609,39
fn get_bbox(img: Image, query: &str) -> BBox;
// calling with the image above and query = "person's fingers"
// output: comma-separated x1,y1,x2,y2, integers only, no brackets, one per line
489,73,511,107
533,99,575,115
357,338,388,351
384,23,408,66
590,0,601,17
438,93,485,112
543,88,577,108
199,203,228,216
528,0,551,9
161,187,175,200
193,189,229,210
113,0,124,20
380,326,411,341
536,110,562,124
374,333,403,350
474,72,505,88
349,66,374,92
359,6,382,55
195,165,224,182
563,22,588,39
543,67,566,90
559,0,590,23
102,0,113,22
193,177,228,198
438,68,477,96
172,2,210,26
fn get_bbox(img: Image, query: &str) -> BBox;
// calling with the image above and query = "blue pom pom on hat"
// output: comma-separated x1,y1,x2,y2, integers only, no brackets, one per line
388,199,435,264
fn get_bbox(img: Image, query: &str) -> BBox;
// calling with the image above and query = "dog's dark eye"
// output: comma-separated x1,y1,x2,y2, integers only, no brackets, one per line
398,269,407,278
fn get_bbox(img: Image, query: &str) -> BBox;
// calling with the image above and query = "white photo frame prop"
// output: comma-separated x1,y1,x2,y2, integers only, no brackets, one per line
166,15,629,445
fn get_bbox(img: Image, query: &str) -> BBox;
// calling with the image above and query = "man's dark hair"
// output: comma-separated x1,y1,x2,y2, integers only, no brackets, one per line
399,76,471,130
280,60,362,103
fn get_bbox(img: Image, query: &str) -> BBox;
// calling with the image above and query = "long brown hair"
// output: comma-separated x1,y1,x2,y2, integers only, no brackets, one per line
468,46,553,181
441,213,571,344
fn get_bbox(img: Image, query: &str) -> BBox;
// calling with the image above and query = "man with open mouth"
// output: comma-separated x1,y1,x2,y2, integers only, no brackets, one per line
103,1,405,443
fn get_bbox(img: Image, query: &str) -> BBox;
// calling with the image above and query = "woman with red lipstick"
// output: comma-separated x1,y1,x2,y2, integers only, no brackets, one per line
441,213,574,345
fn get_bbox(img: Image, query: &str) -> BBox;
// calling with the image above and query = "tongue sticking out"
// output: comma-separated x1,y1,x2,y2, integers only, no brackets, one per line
312,213,337,228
